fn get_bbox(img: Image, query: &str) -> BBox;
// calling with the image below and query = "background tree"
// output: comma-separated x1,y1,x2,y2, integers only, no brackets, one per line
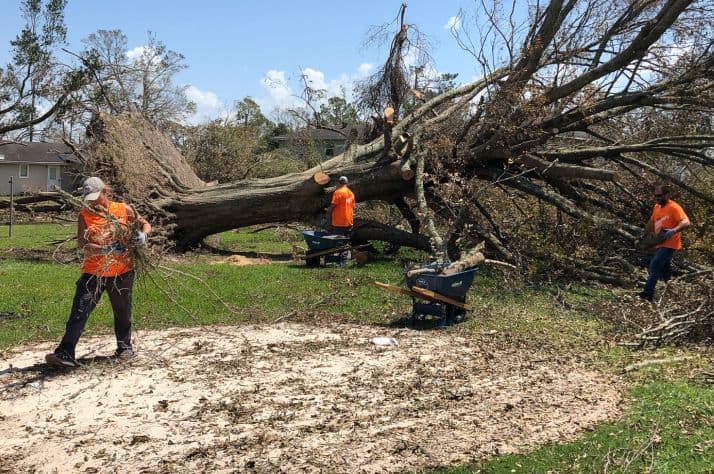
0,0,88,142
177,97,303,182
316,95,360,126
56,29,195,134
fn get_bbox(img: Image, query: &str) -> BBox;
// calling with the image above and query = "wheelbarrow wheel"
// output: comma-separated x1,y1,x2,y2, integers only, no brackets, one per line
352,251,369,266
305,251,321,267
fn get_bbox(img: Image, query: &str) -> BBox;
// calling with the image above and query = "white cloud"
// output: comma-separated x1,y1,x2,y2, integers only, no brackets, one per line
259,69,297,111
445,16,461,31
302,68,327,91
357,63,374,77
257,64,375,115
185,85,226,124
125,45,148,61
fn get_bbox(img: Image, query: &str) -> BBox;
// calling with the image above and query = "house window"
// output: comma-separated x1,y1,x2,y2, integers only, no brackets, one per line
0,154,5,160
19,164,29,178
325,147,335,157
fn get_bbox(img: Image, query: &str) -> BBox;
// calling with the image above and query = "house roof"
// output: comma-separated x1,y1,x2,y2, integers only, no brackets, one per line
0,141,79,165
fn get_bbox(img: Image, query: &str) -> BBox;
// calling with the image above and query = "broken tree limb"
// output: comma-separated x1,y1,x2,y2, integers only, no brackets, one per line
399,156,415,180
414,143,446,258
0,192,64,207
623,356,695,373
515,154,618,181
483,259,517,270
406,267,437,278
395,132,412,157
442,244,486,275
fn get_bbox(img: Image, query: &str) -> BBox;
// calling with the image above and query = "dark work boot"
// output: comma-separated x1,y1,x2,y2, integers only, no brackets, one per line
638,291,653,302
45,349,80,368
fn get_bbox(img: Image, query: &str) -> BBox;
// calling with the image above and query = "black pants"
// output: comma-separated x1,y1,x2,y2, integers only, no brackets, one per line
58,271,134,358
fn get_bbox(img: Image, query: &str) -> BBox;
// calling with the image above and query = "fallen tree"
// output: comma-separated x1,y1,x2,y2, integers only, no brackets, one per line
19,1,714,283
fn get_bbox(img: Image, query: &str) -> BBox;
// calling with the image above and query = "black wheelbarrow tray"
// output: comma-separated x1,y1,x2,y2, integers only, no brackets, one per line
373,265,477,327
301,230,351,266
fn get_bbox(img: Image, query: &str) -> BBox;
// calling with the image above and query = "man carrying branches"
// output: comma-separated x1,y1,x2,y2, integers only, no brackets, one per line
46,177,152,368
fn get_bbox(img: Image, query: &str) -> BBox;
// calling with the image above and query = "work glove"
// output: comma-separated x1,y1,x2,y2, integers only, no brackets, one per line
135,231,148,247
106,242,125,254
662,228,677,239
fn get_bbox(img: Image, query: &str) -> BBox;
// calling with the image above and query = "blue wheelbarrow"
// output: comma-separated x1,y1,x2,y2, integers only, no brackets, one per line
374,264,477,327
301,230,351,267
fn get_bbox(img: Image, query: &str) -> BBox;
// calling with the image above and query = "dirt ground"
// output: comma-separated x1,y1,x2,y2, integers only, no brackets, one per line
0,323,624,473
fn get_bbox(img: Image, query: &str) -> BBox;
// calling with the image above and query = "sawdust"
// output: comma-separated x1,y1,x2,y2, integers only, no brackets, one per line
213,255,273,266
0,323,624,473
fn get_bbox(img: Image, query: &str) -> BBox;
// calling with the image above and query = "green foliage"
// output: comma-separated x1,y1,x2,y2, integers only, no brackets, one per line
1,0,74,140
316,96,360,126
175,97,310,182
78,29,195,126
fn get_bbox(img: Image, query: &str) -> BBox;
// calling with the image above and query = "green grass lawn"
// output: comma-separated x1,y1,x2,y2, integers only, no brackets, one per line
1,223,712,472
0,222,75,250
212,226,304,253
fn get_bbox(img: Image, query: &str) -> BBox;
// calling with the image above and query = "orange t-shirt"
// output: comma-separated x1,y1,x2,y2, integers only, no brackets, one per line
651,200,688,250
331,186,355,227
80,201,133,276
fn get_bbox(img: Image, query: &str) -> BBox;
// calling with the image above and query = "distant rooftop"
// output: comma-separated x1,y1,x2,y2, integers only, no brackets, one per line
0,141,79,164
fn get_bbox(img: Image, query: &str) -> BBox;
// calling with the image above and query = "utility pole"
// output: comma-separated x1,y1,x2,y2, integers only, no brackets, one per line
8,176,14,238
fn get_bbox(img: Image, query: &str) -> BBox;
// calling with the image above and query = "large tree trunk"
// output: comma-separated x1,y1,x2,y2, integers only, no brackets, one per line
85,112,417,250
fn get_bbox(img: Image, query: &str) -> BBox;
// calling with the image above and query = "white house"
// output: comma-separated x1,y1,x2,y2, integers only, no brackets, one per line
0,142,80,195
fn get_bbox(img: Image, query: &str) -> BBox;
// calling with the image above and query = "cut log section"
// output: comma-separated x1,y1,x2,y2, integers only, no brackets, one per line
400,157,415,180
313,172,330,186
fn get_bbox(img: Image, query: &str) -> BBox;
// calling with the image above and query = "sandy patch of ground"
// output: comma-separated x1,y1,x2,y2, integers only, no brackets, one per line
0,323,624,473
213,255,274,266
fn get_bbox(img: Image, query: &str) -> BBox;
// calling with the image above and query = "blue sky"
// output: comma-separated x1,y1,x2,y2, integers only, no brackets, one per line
1,0,483,123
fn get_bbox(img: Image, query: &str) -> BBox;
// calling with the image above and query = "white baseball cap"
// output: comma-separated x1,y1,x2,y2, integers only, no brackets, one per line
81,176,105,201
338,176,349,183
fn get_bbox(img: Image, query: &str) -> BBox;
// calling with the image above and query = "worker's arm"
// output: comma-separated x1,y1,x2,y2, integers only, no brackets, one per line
325,204,335,224
126,205,152,234
77,214,89,250
668,217,690,234
126,205,152,247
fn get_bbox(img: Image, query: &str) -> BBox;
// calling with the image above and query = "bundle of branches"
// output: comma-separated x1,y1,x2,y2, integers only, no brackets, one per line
633,272,714,347
55,189,155,278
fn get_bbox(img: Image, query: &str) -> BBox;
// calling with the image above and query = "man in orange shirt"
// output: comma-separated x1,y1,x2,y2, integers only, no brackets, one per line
640,184,690,302
46,177,152,367
326,175,356,237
